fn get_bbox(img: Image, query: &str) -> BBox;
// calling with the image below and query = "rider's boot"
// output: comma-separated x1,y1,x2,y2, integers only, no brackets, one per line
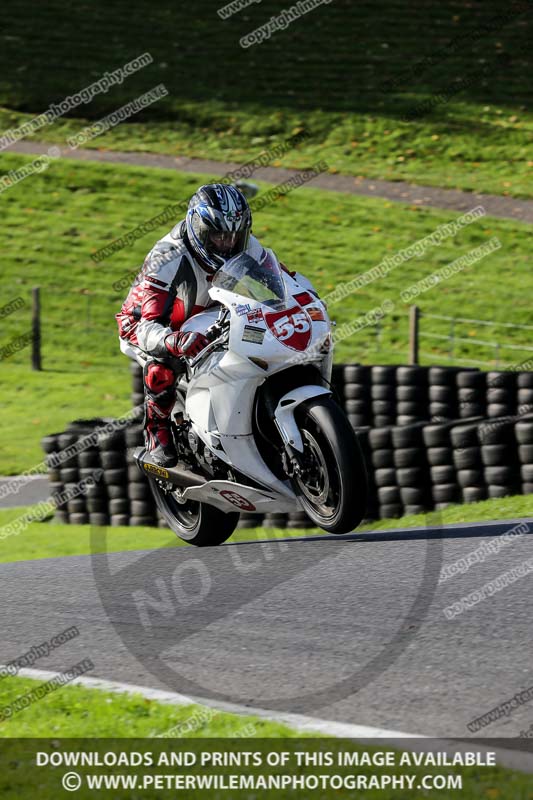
143,362,178,468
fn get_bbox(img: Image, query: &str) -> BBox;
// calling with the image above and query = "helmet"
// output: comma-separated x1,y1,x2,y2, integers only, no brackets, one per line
186,184,252,272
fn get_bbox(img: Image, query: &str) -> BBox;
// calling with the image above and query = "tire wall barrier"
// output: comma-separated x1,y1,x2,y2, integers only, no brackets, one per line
41,364,533,528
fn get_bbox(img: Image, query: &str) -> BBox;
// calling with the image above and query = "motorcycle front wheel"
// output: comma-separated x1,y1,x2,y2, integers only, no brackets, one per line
148,479,239,546
291,396,368,534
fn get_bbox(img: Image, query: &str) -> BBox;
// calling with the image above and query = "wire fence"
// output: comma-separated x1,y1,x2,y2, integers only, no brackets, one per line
419,311,533,368
4,288,533,372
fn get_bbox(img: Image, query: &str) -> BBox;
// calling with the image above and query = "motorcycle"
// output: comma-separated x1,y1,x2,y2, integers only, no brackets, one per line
135,247,367,545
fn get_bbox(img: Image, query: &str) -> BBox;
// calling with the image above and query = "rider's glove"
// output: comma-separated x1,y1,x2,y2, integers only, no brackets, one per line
165,330,209,359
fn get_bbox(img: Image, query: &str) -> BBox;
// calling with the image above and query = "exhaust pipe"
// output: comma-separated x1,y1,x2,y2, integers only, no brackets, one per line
134,448,206,488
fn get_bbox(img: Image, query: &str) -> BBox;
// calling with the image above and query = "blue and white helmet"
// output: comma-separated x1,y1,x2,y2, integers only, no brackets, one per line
186,183,252,272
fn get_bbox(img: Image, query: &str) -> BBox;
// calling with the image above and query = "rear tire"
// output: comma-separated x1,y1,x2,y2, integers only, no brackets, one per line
148,478,239,546
291,397,368,534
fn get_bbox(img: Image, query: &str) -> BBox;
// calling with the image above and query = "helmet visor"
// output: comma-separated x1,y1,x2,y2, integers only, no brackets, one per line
208,230,240,254
207,228,248,260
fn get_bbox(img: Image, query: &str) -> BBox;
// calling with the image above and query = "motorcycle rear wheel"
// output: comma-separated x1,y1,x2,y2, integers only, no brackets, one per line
149,479,239,546
291,397,368,534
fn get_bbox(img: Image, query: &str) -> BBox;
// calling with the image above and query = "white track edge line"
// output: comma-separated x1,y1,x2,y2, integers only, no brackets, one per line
10,666,418,738
7,666,533,773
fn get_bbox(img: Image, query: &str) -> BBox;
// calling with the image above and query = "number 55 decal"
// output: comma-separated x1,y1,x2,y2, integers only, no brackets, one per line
265,306,312,351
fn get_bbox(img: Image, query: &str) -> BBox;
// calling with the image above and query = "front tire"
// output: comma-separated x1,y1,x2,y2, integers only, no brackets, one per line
291,397,368,534
149,479,239,546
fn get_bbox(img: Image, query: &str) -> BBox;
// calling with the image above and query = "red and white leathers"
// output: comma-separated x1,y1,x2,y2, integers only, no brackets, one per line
117,220,318,465
117,221,269,465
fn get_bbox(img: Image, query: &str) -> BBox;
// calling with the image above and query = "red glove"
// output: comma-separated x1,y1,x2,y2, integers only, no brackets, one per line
165,330,209,358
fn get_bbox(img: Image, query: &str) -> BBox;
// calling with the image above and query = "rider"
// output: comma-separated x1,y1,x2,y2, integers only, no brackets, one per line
117,183,312,468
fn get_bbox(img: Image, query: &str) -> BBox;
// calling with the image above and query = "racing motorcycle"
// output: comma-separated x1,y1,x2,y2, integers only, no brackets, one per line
135,248,368,546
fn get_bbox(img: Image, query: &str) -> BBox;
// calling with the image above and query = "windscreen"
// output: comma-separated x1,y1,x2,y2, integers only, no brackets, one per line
212,250,287,306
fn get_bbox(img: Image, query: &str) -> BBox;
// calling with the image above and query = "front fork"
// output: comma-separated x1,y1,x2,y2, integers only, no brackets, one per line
273,386,332,476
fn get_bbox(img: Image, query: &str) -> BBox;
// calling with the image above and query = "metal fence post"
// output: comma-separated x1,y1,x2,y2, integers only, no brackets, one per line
409,305,420,365
31,287,42,371
449,317,455,359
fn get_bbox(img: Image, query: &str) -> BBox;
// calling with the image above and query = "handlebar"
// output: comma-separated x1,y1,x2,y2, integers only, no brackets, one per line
204,318,230,343
187,323,230,369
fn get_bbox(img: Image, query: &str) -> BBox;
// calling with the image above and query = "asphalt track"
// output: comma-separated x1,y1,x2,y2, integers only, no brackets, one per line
0,475,50,508
1,517,532,741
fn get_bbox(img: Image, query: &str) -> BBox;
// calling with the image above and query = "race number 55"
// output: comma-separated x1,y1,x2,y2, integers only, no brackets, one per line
273,311,310,341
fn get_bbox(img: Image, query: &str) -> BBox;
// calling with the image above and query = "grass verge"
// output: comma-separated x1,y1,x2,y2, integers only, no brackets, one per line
0,675,296,738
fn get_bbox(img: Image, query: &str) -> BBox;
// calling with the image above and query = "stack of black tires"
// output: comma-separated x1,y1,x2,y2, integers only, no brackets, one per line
396,366,430,425
429,367,460,420
131,361,144,410
368,426,401,519
451,421,487,504
517,418,533,496
370,366,397,428
392,423,433,514
362,414,533,519
330,364,533,426
457,370,486,419
42,418,156,527
41,419,109,525
486,371,517,418
424,421,462,508
341,365,372,429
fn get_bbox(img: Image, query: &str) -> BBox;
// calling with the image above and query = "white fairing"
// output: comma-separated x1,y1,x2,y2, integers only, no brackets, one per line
179,248,334,513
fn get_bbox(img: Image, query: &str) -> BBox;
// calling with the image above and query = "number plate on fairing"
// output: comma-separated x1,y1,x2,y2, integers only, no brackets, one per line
264,305,311,351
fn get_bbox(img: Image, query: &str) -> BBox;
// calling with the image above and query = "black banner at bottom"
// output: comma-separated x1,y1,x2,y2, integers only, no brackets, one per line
0,737,532,798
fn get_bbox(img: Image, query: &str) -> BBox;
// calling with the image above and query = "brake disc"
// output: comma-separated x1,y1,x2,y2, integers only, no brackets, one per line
296,429,330,505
